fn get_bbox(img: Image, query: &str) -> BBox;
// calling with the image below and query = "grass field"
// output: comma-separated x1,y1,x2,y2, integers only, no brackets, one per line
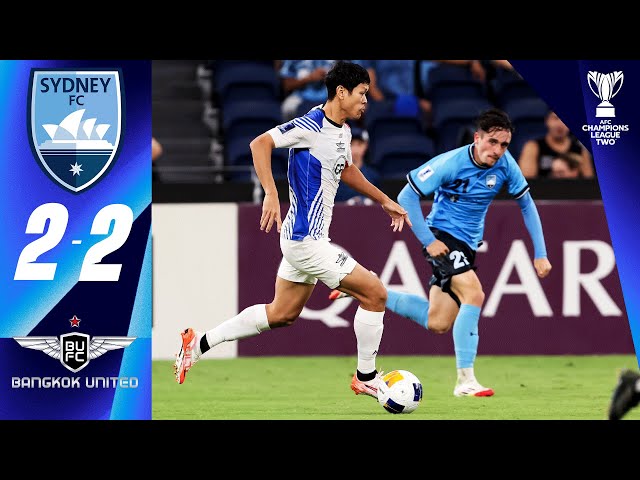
153,355,640,420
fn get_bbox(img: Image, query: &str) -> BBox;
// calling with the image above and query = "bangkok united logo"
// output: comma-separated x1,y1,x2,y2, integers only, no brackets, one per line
14,314,135,373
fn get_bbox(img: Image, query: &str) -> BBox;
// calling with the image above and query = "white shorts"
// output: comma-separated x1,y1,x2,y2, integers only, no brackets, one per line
278,237,357,289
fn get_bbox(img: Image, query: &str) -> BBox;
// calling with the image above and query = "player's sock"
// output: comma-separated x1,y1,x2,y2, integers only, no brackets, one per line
457,367,476,383
356,369,378,382
452,304,481,369
386,290,429,329
201,304,270,354
353,306,384,375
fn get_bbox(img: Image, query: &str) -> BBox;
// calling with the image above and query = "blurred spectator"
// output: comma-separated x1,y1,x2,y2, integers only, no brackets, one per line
357,60,422,108
414,60,511,130
152,136,163,182
356,60,417,102
428,60,513,83
152,137,163,162
279,60,334,121
518,110,594,179
335,127,380,205
356,60,428,124
550,152,581,179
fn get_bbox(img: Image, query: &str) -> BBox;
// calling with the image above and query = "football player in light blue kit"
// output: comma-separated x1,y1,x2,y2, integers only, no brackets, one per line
396,108,552,396
331,108,552,396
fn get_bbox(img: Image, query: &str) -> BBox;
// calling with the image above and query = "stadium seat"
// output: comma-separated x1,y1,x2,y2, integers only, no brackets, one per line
493,68,539,108
426,63,487,104
222,100,282,143
508,121,548,159
364,100,424,152
502,97,549,159
222,83,281,107
370,133,435,179
225,134,288,181
213,60,275,73
295,99,323,118
504,97,549,125
216,64,280,106
432,98,492,153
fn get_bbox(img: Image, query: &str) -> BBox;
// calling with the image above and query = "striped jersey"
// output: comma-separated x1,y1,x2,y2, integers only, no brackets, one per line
268,106,352,241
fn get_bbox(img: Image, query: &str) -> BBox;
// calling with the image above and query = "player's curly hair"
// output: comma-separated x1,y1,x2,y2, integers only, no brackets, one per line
476,108,515,135
325,61,370,100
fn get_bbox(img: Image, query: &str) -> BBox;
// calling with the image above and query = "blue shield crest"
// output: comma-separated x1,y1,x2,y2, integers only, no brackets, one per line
28,69,123,193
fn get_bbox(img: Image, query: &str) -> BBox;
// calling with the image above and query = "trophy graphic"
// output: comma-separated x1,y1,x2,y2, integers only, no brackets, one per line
588,71,624,117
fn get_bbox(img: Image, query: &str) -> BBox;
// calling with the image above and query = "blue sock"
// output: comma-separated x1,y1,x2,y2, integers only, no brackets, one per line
386,290,429,329
452,304,481,369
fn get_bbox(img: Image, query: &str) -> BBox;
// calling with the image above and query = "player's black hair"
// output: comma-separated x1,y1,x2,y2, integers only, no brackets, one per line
325,60,370,100
476,108,515,135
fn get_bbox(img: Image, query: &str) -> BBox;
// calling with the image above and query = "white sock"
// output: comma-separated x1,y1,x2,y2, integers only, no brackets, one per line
204,304,270,350
353,307,384,374
457,367,476,383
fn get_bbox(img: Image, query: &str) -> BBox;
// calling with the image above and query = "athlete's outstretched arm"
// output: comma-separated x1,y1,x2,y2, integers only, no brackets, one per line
397,184,449,258
516,192,552,278
341,163,411,232
397,184,434,245
250,133,281,234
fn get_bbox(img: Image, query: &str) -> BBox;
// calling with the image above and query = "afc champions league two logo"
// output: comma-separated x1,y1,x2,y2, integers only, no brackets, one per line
27,69,124,193
587,71,623,118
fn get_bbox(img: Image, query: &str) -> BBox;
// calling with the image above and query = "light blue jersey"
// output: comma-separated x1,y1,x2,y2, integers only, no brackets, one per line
406,144,529,250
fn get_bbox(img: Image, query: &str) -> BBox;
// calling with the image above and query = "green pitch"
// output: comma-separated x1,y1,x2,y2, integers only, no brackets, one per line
153,355,640,420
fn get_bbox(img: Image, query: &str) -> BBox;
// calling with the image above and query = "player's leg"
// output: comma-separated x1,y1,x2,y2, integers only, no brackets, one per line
425,286,459,333
174,257,315,384
448,269,493,397
385,289,430,329
279,238,387,398
338,264,388,398
331,272,459,331
383,285,457,331
609,369,640,420
199,275,315,350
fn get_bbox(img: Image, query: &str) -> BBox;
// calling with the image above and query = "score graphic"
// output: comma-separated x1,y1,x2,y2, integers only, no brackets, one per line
14,203,133,282
0,61,151,420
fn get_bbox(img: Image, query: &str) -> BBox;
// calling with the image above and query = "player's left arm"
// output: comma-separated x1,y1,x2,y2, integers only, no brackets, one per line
341,163,411,232
508,154,552,278
516,192,551,278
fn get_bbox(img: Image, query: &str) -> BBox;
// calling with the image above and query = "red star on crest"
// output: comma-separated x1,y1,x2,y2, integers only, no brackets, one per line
69,315,81,328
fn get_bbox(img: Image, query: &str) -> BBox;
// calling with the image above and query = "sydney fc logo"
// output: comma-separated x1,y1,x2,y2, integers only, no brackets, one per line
14,332,135,373
28,69,124,193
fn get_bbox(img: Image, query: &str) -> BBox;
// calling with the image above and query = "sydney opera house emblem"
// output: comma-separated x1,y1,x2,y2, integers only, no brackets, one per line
28,70,123,193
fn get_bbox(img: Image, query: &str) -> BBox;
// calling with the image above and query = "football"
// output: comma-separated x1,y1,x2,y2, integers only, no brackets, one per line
378,370,423,414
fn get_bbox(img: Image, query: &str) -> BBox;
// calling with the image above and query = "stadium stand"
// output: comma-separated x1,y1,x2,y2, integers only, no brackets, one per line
153,60,601,204
152,60,219,185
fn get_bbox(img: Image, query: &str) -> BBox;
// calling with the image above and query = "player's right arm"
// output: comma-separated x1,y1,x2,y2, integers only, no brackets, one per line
398,155,454,258
251,116,319,234
249,133,281,233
